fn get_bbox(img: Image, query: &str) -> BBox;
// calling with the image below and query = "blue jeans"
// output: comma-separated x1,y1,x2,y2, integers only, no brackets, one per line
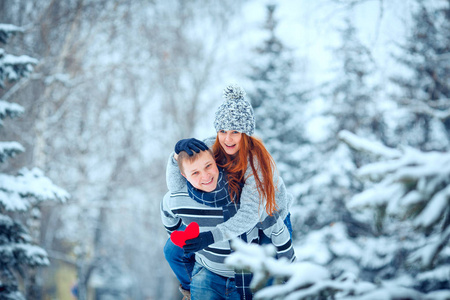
163,238,195,291
284,213,293,238
191,262,241,300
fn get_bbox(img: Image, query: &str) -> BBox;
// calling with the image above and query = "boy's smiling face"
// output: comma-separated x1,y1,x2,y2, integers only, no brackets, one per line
181,150,219,192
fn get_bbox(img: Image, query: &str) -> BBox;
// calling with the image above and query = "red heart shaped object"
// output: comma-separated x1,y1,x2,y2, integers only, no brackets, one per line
170,222,200,248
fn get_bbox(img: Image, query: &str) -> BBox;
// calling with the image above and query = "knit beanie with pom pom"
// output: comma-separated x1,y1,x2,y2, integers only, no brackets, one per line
214,84,255,136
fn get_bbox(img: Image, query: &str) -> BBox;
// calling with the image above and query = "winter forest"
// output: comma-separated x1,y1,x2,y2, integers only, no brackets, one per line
0,0,449,299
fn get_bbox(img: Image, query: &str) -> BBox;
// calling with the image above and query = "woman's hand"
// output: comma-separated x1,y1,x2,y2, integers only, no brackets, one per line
174,138,208,156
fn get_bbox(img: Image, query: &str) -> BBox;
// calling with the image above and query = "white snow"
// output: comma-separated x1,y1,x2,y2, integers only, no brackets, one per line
3,53,38,66
0,141,25,158
343,132,450,232
414,184,450,228
417,265,450,283
338,130,401,159
0,23,24,33
424,290,450,300
0,100,24,118
0,168,69,212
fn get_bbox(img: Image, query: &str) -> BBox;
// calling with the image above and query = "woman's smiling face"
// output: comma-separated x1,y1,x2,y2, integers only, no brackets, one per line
218,130,242,156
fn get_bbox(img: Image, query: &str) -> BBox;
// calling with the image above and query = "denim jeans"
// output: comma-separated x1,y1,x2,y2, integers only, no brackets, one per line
284,213,293,238
163,238,195,291
191,262,241,300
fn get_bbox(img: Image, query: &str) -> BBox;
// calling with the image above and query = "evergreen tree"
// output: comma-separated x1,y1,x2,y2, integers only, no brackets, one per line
0,24,68,300
328,18,384,146
341,130,450,294
327,1,450,291
290,16,382,282
246,4,309,188
390,0,450,151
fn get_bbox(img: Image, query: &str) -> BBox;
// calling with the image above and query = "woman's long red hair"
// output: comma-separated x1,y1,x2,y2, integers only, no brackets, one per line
213,134,278,216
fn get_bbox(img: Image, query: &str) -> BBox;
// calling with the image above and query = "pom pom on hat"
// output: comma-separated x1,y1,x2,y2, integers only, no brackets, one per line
214,84,255,136
223,84,246,101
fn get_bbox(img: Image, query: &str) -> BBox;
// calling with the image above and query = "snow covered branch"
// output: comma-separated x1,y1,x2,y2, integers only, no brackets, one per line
0,214,50,266
0,52,38,87
0,23,24,44
409,227,450,268
338,130,401,159
0,168,70,211
347,144,450,231
398,97,450,121
0,141,25,163
0,100,24,121
225,239,380,300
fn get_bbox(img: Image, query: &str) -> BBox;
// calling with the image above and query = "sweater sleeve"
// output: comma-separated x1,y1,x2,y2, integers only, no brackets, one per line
275,176,293,220
165,152,186,192
261,216,296,262
211,167,264,242
165,136,216,192
211,157,293,242
160,192,183,235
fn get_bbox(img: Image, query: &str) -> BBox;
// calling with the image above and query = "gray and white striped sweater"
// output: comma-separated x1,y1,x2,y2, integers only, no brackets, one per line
160,187,295,278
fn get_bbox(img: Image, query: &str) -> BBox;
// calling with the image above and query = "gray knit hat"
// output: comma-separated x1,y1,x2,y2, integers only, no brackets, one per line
214,84,255,136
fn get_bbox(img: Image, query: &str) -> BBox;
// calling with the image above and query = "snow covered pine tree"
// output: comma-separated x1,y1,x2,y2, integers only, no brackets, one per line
0,24,69,300
340,130,450,299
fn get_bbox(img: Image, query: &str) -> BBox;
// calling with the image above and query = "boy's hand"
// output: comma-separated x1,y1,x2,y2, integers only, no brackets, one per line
183,231,214,253
175,138,208,156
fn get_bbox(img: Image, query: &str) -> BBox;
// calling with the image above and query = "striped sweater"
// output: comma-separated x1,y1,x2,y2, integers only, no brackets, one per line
160,187,295,278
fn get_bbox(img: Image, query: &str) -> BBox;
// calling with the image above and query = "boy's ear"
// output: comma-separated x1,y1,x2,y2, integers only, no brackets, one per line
181,172,187,179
